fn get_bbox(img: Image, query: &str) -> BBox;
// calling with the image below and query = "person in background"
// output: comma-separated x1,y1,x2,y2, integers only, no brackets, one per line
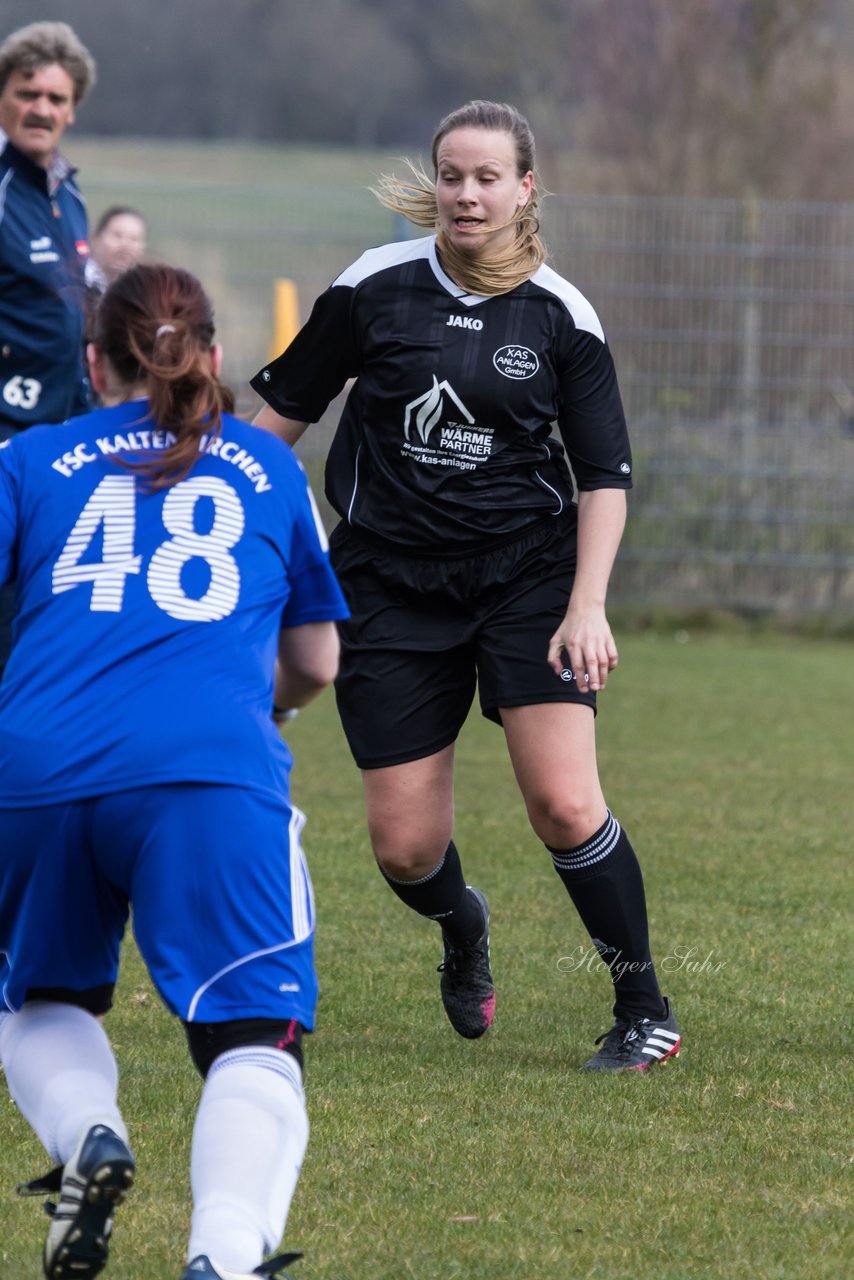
251,99,681,1073
0,20,95,677
0,263,348,1280
84,206,148,408
86,205,147,293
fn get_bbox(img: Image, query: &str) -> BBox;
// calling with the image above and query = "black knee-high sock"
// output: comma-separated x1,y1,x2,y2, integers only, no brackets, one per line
548,812,666,1021
380,841,483,944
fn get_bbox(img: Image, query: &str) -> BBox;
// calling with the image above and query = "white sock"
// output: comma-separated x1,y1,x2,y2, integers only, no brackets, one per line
188,1047,309,1271
0,1002,126,1164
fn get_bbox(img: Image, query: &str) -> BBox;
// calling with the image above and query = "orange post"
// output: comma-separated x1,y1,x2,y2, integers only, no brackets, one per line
268,279,300,361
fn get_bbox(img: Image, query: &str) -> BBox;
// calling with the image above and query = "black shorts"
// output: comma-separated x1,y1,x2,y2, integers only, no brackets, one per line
329,516,597,770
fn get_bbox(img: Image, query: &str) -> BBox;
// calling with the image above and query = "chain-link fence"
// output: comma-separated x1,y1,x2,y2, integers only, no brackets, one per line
85,178,854,615
551,196,854,615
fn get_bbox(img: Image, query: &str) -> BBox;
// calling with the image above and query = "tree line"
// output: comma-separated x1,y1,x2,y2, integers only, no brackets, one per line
5,0,853,199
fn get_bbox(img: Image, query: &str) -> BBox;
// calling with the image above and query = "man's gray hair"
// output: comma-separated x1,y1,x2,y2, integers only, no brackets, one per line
0,21,96,105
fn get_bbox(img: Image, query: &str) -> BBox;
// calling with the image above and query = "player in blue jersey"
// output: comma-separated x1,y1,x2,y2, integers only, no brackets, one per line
0,263,349,1280
252,101,680,1073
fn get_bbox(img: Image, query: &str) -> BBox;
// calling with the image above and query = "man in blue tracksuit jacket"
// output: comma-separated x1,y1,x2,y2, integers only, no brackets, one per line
0,20,96,672
0,142,90,427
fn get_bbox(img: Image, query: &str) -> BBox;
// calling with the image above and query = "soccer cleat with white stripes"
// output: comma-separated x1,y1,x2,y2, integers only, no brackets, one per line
17,1123,135,1279
580,997,681,1072
180,1252,303,1279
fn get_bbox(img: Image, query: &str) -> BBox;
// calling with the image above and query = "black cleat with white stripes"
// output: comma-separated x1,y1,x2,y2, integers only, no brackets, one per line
580,997,681,1072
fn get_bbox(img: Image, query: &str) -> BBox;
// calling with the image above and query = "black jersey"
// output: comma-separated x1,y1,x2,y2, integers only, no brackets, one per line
251,235,632,553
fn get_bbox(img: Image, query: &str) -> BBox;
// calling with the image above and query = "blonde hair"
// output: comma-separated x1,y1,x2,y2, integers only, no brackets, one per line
372,100,547,297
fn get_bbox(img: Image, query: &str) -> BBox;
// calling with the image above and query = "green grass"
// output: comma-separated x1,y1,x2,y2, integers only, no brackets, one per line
1,632,851,1279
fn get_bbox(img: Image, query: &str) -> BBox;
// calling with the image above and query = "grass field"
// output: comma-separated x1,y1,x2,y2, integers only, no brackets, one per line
1,630,851,1280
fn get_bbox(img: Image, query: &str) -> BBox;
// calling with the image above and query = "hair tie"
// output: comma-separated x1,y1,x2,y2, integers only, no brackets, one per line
155,324,176,338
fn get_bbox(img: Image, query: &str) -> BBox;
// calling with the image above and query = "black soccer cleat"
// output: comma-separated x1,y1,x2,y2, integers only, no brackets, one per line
437,886,495,1039
17,1122,135,1279
180,1251,303,1279
580,996,681,1072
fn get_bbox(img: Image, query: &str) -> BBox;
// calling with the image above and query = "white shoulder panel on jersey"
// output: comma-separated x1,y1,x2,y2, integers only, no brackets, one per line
333,235,434,288
530,263,606,342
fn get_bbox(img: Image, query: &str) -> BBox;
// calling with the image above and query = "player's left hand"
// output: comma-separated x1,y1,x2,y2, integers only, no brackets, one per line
547,604,618,693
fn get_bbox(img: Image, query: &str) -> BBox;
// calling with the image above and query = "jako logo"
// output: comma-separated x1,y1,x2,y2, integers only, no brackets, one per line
493,345,539,380
446,314,483,330
404,376,474,444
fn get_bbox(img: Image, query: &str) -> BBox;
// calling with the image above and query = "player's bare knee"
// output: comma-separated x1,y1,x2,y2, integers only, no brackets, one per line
526,793,606,849
368,818,452,878
373,842,449,881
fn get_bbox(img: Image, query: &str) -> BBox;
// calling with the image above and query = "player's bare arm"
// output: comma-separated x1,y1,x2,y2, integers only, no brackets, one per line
253,403,310,447
547,488,627,691
275,620,340,711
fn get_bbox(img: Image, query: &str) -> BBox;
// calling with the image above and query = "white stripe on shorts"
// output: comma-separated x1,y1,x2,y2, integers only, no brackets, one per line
186,805,314,1022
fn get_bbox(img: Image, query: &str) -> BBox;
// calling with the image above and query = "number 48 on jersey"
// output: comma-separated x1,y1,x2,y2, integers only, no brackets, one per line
52,473,245,622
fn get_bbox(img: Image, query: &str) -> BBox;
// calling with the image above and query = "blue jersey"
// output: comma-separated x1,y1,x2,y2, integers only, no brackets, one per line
0,400,349,805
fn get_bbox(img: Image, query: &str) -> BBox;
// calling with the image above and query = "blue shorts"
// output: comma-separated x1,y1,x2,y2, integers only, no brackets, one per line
0,784,317,1028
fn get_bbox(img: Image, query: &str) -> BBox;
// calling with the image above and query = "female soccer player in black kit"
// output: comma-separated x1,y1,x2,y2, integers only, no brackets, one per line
252,100,681,1072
